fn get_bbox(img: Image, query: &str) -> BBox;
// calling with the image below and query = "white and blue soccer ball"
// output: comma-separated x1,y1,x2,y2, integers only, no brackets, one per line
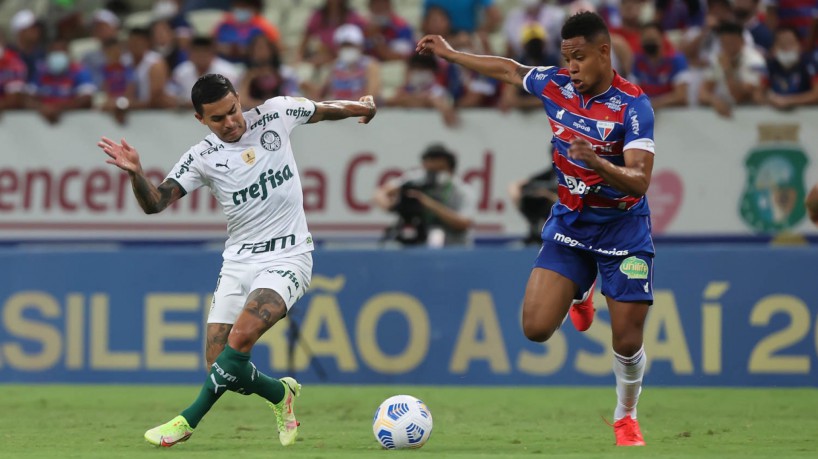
372,395,433,449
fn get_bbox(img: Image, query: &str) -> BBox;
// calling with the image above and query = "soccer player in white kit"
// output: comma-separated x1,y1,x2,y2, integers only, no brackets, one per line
97,74,377,447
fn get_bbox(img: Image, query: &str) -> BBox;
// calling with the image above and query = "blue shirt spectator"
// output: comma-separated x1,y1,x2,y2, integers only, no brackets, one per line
630,23,690,108
422,0,500,33
765,27,818,109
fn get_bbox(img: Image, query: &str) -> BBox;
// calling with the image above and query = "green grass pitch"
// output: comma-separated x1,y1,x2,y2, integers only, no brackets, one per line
1,385,816,458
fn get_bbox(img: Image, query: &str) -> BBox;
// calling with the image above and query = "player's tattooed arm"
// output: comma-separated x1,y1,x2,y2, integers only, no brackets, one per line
130,176,185,214
309,95,376,124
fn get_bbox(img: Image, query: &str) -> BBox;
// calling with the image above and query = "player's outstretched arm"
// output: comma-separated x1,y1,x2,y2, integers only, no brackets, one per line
416,35,536,88
308,95,377,124
97,137,185,214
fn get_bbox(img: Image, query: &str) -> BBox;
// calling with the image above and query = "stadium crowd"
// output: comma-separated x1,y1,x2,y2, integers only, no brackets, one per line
0,0,816,125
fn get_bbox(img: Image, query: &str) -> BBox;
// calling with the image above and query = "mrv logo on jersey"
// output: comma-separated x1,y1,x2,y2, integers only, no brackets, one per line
231,165,294,205
237,234,296,254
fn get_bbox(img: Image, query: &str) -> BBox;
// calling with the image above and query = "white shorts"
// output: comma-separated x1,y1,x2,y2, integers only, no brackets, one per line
208,252,313,324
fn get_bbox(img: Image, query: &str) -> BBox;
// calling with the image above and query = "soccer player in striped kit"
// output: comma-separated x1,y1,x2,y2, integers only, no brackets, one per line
418,11,655,446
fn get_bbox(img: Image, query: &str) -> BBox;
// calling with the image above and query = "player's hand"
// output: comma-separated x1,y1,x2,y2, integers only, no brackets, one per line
405,189,433,208
416,35,457,60
358,95,377,124
568,138,600,168
98,137,143,174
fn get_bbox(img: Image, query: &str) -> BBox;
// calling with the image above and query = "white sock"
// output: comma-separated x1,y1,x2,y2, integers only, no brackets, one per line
613,346,645,421
571,286,593,305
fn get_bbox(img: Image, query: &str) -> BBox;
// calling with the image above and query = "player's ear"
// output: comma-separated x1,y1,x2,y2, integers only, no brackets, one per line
194,112,204,124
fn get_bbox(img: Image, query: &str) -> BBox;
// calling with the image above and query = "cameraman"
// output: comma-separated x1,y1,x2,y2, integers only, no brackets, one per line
509,167,559,245
374,144,476,247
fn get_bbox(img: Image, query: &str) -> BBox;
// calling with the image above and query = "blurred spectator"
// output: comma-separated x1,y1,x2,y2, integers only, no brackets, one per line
364,0,415,61
734,0,774,52
655,0,706,32
151,19,188,72
699,21,766,117
386,53,457,127
239,35,309,106
322,24,381,101
81,9,122,88
375,144,475,247
612,0,675,55
124,27,174,109
422,0,501,35
8,9,45,83
26,38,95,124
98,38,136,124
299,0,368,66
631,22,690,108
422,0,501,53
171,36,241,107
153,0,194,50
682,0,741,67
502,0,565,58
765,27,818,109
448,31,501,107
499,24,560,112
0,34,27,111
766,0,818,50
508,167,558,245
214,0,281,64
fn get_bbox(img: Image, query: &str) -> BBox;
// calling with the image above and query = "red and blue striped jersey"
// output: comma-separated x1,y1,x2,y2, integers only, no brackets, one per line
524,66,656,224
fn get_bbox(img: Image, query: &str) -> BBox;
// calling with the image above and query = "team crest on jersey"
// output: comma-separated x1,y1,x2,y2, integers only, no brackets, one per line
241,148,256,165
605,95,623,112
597,121,615,140
560,82,575,100
261,130,282,151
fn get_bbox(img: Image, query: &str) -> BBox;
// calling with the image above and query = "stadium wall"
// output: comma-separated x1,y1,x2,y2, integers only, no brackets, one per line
0,108,816,242
0,246,816,386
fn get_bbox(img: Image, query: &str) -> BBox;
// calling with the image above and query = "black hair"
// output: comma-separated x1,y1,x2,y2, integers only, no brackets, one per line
192,74,237,115
716,21,744,36
774,25,802,41
421,144,456,172
234,0,263,10
641,21,664,34
191,36,214,48
408,53,438,71
129,26,150,39
561,11,610,42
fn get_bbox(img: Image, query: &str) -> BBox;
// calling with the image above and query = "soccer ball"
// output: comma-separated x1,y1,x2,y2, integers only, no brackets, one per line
372,395,433,449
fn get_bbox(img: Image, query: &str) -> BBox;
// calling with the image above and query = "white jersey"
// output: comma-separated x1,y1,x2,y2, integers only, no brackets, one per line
165,96,316,263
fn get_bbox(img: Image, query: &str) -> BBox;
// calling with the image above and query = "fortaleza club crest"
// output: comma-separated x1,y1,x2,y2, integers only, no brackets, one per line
261,130,282,151
739,124,808,232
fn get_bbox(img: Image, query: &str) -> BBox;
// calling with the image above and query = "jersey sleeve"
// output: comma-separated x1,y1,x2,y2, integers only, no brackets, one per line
165,148,206,193
522,66,559,97
623,95,656,154
265,96,317,134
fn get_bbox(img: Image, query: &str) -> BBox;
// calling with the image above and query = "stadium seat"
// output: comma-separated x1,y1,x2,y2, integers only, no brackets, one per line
68,37,99,62
123,10,154,30
187,9,225,36
380,60,407,99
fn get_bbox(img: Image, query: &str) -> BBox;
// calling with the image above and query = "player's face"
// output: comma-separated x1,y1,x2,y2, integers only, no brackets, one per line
561,36,610,95
196,92,246,143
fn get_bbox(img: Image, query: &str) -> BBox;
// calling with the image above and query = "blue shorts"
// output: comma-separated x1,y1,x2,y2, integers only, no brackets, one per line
534,213,654,304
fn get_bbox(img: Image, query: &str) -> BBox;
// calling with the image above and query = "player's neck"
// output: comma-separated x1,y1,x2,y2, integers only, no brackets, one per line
582,69,615,99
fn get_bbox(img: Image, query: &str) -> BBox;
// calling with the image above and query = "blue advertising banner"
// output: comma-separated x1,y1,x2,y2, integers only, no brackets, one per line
0,247,816,386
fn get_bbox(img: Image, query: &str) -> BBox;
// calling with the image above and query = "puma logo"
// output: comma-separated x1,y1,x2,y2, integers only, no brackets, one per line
216,159,229,169
210,373,227,394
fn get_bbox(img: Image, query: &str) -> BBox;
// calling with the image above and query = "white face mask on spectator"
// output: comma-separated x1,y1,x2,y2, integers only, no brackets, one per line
775,50,799,68
46,51,70,74
233,8,253,23
338,47,361,64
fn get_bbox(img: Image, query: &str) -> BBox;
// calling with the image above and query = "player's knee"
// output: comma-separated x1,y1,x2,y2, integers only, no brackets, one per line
612,335,643,357
523,321,557,343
